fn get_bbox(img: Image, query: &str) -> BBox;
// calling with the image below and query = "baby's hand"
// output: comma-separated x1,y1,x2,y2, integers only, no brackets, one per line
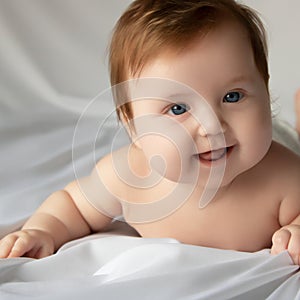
271,225,300,265
0,229,55,259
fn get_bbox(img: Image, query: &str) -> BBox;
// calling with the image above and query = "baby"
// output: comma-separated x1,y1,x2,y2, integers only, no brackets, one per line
1,0,300,264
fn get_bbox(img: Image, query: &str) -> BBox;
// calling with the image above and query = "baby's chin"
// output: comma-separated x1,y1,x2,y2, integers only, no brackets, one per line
218,160,260,188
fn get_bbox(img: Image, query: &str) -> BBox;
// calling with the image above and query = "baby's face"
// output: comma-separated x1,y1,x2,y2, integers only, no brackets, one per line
127,21,272,190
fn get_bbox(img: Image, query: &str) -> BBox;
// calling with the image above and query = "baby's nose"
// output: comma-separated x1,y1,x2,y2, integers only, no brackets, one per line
196,115,226,137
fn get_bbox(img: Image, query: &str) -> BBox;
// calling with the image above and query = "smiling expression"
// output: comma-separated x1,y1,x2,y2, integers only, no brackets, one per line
126,21,272,189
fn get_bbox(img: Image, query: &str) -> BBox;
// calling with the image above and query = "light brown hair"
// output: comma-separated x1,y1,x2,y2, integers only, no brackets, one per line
109,0,269,123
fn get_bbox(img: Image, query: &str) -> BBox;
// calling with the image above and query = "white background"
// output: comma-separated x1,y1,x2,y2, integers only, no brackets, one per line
243,0,300,125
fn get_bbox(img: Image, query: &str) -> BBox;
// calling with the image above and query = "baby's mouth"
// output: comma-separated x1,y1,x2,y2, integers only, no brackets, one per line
198,146,234,162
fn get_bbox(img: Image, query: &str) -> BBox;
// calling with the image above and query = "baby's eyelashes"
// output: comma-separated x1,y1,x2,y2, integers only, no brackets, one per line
223,91,244,103
166,103,191,116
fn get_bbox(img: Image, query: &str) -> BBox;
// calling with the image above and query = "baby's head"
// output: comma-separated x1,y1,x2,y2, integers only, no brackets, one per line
109,0,269,124
108,0,273,210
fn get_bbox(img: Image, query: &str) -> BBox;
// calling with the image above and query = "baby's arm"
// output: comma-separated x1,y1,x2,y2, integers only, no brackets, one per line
273,89,300,264
271,166,300,264
0,155,121,259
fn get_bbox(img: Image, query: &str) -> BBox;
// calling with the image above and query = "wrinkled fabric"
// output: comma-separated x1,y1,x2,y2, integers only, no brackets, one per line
0,222,299,300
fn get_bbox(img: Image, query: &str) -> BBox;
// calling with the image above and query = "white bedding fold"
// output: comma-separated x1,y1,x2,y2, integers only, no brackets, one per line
0,222,299,300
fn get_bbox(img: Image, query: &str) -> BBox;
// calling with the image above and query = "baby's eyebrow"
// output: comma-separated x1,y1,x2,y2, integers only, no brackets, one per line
161,92,195,102
227,75,253,84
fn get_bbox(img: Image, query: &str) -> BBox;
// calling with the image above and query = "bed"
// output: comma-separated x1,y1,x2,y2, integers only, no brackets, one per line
1,1,300,299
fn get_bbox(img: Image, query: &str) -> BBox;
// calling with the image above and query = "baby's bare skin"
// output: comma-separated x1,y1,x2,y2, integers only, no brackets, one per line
96,140,300,256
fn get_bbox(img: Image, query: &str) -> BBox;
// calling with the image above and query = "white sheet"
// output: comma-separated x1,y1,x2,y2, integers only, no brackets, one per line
1,1,300,299
0,221,299,300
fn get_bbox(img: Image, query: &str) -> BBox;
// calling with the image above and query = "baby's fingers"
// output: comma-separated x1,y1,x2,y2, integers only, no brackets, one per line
8,234,36,258
271,229,291,255
285,227,300,265
0,235,19,258
28,245,53,259
0,232,35,258
271,226,300,265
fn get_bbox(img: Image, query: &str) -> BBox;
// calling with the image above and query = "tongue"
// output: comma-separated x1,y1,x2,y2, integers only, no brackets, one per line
199,148,225,161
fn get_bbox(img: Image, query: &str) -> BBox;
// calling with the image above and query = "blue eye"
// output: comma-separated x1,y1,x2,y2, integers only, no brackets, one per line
168,103,190,115
223,91,244,103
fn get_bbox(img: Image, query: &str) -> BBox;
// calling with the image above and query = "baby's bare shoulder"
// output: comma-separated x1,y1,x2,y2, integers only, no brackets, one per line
250,141,300,225
246,141,300,195
267,142,300,225
266,141,300,175
95,144,148,191
95,145,131,182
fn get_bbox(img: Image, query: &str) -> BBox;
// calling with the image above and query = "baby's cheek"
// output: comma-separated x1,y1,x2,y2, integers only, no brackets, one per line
133,114,199,182
139,135,183,181
235,109,272,159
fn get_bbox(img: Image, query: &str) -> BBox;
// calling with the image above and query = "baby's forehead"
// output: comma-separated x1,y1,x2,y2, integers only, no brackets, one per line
128,19,251,79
